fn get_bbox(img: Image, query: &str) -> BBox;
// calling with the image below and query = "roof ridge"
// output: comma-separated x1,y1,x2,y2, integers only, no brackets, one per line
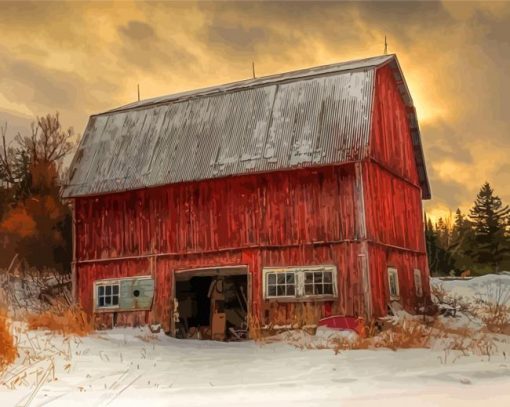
100,54,395,115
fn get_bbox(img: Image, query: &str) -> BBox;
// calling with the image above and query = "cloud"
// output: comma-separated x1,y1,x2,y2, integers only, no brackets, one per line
205,19,268,53
119,20,156,41
0,0,509,217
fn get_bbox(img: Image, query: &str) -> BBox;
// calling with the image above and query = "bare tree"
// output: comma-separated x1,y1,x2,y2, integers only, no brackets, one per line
16,113,74,165
0,113,75,192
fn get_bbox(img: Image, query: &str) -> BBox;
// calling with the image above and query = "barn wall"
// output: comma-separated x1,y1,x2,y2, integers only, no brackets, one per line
75,165,369,329
363,161,425,252
74,165,359,261
371,64,420,186
368,244,430,316
76,242,366,330
364,64,430,317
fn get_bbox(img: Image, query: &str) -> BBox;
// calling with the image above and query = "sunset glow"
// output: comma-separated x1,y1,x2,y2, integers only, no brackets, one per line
1,1,510,219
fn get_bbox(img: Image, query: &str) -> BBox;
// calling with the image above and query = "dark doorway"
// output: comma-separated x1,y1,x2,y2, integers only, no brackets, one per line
174,267,248,341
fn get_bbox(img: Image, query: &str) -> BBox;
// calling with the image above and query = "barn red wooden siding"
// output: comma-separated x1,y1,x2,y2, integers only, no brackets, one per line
364,64,430,316
73,61,430,330
75,165,372,329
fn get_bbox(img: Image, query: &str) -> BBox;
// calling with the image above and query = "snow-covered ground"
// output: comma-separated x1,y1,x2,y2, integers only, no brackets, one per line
2,275,510,407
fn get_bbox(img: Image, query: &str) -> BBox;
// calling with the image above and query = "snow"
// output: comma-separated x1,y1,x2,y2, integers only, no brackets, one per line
2,275,510,406
432,274,510,302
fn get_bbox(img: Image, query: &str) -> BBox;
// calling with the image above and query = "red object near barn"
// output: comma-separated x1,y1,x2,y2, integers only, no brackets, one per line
63,54,431,338
318,316,365,336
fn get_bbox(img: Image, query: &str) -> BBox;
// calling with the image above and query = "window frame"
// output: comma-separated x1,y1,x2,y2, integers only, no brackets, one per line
263,265,338,301
94,279,120,311
414,268,423,298
387,267,400,301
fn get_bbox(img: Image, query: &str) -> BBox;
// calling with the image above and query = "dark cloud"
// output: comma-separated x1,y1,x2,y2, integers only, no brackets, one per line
206,21,268,52
422,120,473,165
0,48,82,109
119,20,156,41
424,175,469,211
116,18,197,73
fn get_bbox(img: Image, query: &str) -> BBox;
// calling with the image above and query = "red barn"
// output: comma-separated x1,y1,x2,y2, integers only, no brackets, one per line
63,54,431,337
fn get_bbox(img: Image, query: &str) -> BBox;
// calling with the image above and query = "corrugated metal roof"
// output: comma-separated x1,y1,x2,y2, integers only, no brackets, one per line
63,54,430,199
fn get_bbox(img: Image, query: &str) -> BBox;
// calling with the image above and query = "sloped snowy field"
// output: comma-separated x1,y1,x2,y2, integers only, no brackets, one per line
2,275,510,407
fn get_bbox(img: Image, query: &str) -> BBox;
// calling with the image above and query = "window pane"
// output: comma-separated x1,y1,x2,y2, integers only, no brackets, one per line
305,273,313,284
277,286,285,296
286,273,295,284
286,285,295,296
105,286,112,295
268,273,276,284
315,284,324,295
98,297,105,307
305,284,314,295
112,295,119,305
314,272,323,283
98,286,104,296
268,285,277,297
105,296,112,306
277,274,285,284
324,272,332,283
323,284,333,295
390,274,397,296
113,285,119,295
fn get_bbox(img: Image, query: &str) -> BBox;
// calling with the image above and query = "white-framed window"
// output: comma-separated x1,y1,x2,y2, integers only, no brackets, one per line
96,281,120,309
263,266,337,300
266,271,296,298
304,269,334,296
414,269,423,298
387,267,400,300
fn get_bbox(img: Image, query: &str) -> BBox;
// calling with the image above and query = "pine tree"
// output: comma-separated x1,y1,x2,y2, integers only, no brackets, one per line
449,208,475,272
425,215,455,276
469,182,510,272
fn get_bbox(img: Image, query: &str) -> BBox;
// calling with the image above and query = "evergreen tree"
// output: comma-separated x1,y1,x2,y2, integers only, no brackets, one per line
469,182,510,272
425,215,455,276
449,208,475,272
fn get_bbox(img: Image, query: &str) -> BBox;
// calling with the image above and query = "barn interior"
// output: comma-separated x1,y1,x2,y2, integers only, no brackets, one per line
174,267,248,341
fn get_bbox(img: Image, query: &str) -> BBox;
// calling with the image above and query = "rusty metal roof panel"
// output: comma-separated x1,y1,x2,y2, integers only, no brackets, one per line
63,54,429,199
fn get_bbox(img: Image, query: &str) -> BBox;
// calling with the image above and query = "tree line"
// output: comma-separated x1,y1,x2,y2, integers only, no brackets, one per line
426,182,510,276
0,113,75,274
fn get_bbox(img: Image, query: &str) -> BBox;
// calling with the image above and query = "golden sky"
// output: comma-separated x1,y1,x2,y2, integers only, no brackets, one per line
1,1,510,221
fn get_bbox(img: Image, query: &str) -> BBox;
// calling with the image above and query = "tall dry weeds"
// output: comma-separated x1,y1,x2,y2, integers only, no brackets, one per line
0,307,17,372
26,305,93,337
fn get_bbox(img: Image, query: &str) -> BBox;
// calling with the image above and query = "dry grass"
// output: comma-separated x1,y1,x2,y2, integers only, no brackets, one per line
473,282,510,334
327,316,499,362
0,307,17,372
26,305,93,337
291,303,320,328
247,313,264,341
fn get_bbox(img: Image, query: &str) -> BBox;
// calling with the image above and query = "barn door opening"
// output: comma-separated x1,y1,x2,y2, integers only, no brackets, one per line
173,266,248,341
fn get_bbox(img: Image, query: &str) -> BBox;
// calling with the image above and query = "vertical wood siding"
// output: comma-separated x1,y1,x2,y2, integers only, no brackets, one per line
363,161,425,252
75,165,369,328
371,65,420,186
75,165,358,260
368,244,430,316
77,243,367,330
363,64,430,316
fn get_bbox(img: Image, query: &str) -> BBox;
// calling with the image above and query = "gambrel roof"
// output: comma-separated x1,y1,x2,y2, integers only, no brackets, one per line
63,54,430,199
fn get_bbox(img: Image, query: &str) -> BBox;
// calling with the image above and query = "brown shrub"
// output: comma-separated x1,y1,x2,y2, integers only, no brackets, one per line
26,306,93,337
0,308,17,371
